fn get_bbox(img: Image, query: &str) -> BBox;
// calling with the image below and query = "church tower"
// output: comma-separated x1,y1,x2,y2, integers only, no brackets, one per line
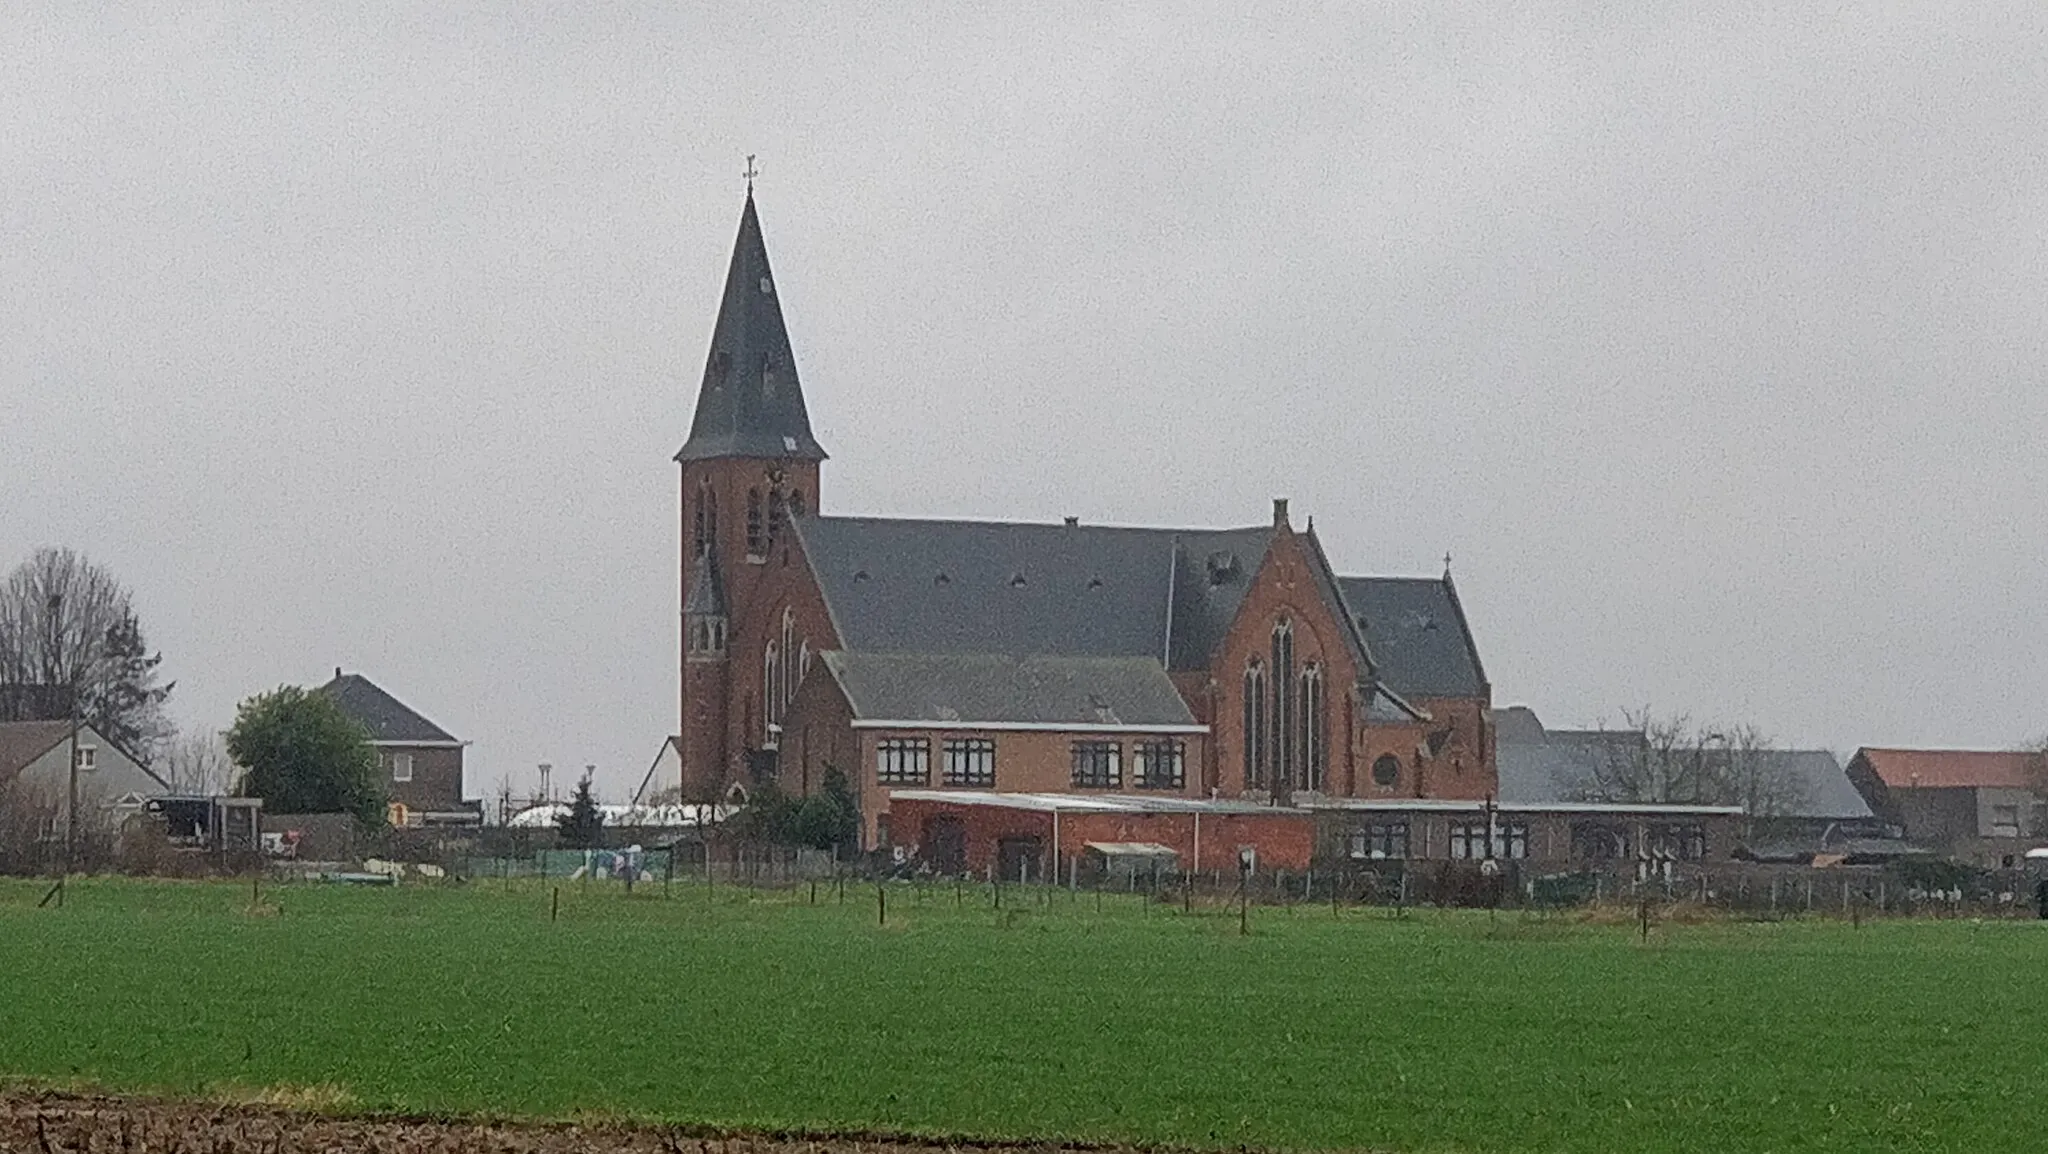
675,189,827,802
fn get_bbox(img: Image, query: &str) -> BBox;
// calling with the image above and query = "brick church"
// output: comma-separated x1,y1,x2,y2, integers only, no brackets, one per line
674,190,1501,867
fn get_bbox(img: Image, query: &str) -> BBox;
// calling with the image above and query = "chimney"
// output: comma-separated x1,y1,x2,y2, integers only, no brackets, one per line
1272,497,1290,529
1063,515,1079,527
334,666,343,680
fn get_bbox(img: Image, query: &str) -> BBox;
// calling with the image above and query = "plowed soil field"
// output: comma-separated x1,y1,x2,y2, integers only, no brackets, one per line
0,1092,1150,1154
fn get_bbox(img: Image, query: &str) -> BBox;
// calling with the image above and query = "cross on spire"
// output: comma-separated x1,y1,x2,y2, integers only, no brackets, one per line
1443,552,1454,579
743,154,759,195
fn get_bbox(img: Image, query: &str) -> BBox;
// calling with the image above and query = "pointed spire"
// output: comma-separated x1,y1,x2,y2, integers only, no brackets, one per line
675,192,828,464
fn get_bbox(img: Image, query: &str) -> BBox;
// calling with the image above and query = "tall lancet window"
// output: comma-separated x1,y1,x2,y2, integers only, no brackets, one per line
1299,662,1326,792
746,489,766,557
763,640,781,743
1269,619,1295,791
1242,659,1267,789
693,478,718,557
779,609,799,712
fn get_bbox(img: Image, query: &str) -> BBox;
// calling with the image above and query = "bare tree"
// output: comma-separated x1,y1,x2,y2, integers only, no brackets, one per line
0,548,174,761
1560,709,1808,815
1558,707,1687,804
158,728,240,796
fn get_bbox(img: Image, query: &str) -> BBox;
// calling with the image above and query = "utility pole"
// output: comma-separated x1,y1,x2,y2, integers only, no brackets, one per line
48,593,80,880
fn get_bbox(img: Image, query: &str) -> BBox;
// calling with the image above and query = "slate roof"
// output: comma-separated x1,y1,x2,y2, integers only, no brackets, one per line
796,515,1273,671
318,673,458,744
1335,576,1486,699
675,193,828,463
1769,750,1873,820
1854,748,2037,790
817,651,1199,728
682,550,726,616
0,720,73,786
1496,731,1642,805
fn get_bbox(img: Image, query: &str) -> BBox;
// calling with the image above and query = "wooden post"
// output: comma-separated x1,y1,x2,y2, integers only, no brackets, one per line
1238,871,1249,937
551,886,560,923
878,885,886,927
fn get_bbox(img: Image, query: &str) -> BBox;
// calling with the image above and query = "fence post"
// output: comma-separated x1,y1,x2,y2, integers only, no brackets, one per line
878,885,886,927
550,886,559,924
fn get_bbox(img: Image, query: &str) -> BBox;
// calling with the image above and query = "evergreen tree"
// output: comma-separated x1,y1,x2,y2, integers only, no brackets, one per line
790,768,859,851
556,773,605,848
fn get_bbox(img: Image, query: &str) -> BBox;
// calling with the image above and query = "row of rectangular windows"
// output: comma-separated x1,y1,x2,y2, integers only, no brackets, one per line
874,737,1185,791
1348,821,1709,862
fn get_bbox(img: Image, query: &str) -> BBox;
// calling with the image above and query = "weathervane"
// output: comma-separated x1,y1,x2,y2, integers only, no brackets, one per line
744,154,759,194
1443,552,1454,578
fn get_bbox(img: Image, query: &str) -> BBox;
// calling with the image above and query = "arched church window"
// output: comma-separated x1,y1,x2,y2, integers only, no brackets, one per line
1242,660,1267,789
1269,620,1294,791
746,489,766,557
779,610,798,710
761,353,777,398
764,641,781,739
789,490,806,517
1299,662,1325,792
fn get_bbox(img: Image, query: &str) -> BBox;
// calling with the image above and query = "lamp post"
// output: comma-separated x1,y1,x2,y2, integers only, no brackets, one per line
1689,731,1729,805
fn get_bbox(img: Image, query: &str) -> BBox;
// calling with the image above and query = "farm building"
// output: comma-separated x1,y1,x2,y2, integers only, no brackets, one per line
1847,748,2047,868
885,790,1743,882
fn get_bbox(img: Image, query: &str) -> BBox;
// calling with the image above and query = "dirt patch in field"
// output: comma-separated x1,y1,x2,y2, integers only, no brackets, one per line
0,1090,1146,1154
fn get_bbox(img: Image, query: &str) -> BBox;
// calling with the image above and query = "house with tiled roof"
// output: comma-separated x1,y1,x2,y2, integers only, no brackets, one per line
0,720,169,849
1846,747,2045,867
317,671,477,825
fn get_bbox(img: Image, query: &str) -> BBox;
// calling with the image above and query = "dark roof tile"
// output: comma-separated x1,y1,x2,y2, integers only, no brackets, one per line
1336,576,1486,699
318,673,458,744
818,652,1197,727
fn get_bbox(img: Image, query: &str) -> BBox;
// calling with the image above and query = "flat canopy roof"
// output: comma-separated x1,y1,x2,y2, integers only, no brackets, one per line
885,790,1744,818
885,790,1308,816
1304,798,1747,817
1083,841,1178,857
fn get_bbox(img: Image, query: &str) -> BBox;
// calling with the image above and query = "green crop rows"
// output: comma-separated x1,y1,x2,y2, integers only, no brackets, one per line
0,877,2040,1153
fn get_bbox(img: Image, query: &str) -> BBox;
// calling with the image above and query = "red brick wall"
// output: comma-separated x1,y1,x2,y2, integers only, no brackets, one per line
377,745,465,813
676,457,835,802
884,797,1316,875
774,683,1213,849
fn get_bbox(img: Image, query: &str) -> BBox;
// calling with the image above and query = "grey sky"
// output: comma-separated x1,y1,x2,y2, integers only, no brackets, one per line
5,5,2043,801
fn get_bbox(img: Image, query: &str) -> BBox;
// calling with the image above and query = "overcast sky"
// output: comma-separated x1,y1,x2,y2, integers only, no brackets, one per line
5,5,2044,801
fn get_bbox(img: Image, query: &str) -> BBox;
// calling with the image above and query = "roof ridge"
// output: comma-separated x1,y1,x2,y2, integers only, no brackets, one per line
807,512,1272,535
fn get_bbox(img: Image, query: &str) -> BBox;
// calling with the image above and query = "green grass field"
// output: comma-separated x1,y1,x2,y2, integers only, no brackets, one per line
0,876,2039,1153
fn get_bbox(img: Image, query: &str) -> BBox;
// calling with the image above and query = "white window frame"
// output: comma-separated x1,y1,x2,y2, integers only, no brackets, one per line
75,745,97,772
875,738,931,786
392,752,414,783
942,738,997,788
